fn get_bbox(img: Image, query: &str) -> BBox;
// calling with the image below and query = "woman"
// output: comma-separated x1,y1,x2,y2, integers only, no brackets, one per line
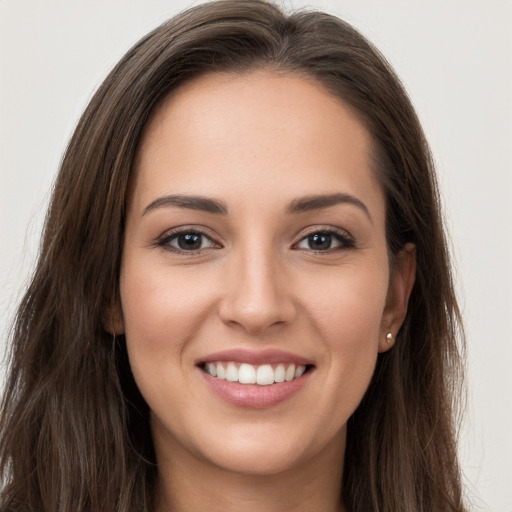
0,1,467,510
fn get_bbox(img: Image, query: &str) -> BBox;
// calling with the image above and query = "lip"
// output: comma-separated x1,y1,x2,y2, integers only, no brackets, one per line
196,348,314,366
196,349,315,408
199,368,313,408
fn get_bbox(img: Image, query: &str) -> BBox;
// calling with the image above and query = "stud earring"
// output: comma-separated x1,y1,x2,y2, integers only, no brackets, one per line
386,332,393,343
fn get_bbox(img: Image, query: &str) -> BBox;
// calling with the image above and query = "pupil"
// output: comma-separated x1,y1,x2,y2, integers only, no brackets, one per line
178,233,201,250
309,233,331,250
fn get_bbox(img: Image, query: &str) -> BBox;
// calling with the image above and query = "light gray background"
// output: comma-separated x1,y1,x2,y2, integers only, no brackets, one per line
1,1,511,510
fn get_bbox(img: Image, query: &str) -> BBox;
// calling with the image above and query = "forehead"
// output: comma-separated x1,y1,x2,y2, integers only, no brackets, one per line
131,69,384,220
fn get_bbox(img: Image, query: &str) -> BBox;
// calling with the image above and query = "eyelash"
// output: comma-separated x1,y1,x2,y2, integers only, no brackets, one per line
155,226,355,255
293,227,355,252
155,227,219,255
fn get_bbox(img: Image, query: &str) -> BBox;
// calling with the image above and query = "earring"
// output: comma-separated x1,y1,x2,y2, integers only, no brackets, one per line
386,332,393,343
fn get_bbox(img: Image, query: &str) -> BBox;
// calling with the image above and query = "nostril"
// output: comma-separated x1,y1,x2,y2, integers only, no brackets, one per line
218,305,296,335
217,269,297,333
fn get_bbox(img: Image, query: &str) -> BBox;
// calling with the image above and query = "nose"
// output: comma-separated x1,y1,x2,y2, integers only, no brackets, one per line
218,248,297,335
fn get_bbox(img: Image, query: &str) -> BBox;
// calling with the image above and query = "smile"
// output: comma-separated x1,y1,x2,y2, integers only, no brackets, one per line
197,350,315,408
202,362,309,385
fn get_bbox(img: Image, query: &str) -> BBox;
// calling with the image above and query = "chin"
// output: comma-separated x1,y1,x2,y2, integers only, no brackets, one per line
189,420,345,477
206,440,311,476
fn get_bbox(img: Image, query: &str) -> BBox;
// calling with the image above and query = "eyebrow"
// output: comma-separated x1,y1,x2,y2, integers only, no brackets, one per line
286,193,372,223
142,192,372,222
143,194,228,216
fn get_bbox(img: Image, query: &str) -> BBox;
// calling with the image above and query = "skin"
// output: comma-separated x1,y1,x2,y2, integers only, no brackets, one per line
114,70,416,512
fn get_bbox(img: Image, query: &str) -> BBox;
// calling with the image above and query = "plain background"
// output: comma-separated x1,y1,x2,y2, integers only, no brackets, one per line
1,1,511,510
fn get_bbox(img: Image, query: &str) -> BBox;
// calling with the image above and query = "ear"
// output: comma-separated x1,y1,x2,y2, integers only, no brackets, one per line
102,293,125,335
379,243,416,352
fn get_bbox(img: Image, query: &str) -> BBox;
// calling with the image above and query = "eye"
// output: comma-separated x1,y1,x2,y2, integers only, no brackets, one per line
294,229,354,252
157,229,218,253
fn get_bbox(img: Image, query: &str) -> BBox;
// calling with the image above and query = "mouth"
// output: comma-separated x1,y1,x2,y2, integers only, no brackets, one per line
196,349,315,408
200,361,314,385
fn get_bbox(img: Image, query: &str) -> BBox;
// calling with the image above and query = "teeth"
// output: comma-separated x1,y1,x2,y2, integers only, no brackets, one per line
204,362,309,385
295,365,306,378
216,363,226,379
238,363,256,384
256,364,274,385
274,364,285,383
285,364,296,381
206,363,217,377
226,362,238,382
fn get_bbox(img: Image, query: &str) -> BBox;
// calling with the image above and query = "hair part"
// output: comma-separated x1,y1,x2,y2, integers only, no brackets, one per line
1,1,466,510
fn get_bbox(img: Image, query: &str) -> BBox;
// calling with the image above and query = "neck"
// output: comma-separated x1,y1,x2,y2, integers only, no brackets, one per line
153,431,346,512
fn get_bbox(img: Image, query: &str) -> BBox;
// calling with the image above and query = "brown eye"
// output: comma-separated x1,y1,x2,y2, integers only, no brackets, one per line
174,233,204,250
158,230,218,253
306,233,333,250
295,230,355,252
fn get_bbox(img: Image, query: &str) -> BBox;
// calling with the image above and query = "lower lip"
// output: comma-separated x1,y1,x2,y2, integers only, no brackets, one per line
199,369,312,408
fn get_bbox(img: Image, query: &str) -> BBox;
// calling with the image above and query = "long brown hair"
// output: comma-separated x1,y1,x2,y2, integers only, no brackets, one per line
0,1,466,510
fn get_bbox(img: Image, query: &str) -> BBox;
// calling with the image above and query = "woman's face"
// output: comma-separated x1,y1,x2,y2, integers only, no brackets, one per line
118,70,412,476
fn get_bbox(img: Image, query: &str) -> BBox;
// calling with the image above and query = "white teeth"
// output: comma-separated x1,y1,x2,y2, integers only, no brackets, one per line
238,363,256,384
206,363,217,377
204,361,309,385
274,364,285,383
285,364,296,381
295,365,306,378
216,363,226,379
226,362,238,382
256,364,274,385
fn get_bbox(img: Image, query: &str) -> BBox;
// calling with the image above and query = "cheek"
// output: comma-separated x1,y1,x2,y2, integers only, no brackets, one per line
119,259,216,376
300,263,388,408
118,258,223,438
304,261,388,342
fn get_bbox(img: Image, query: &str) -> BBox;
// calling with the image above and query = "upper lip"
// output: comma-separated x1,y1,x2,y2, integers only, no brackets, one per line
197,348,315,367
